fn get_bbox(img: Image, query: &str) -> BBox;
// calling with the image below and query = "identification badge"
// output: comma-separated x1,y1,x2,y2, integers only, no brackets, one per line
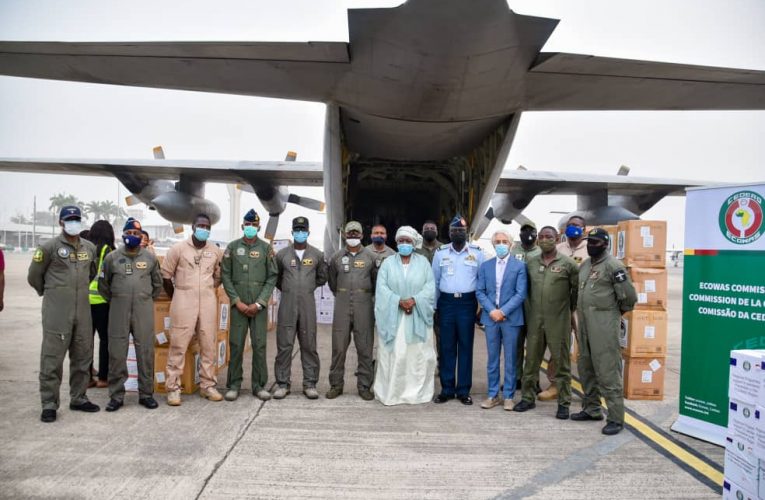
135,261,148,269
589,271,599,280
237,248,246,256
125,263,133,275
341,256,350,265
353,260,365,269
302,258,313,266
250,250,260,259
76,251,89,261
343,264,350,273
57,247,70,258
538,265,545,273
290,259,297,268
203,251,212,258
447,266,455,276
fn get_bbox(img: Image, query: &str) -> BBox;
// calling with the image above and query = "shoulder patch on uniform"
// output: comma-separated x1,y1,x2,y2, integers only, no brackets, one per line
438,244,450,251
32,248,44,263
468,243,481,249
613,269,628,283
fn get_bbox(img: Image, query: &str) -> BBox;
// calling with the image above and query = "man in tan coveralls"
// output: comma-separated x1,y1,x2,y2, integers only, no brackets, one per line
99,218,163,411
161,213,224,405
273,216,328,400
28,205,99,422
327,221,377,401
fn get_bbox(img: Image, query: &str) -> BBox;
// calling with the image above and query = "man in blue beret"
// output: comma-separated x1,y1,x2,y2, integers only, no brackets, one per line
431,214,484,405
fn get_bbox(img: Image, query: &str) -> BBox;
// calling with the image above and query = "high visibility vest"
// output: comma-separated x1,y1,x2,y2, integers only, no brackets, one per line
89,245,109,305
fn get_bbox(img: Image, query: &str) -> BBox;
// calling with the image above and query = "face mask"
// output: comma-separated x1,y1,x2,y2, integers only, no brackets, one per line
63,220,82,236
520,228,537,245
123,234,142,249
587,243,606,258
371,236,385,245
243,226,258,239
494,244,509,259
538,240,556,252
293,231,308,244
346,238,361,247
450,232,467,245
565,225,583,239
397,243,414,256
194,228,210,242
423,230,437,242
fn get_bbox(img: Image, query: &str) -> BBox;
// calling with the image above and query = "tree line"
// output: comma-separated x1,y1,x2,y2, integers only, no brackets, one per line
11,193,127,226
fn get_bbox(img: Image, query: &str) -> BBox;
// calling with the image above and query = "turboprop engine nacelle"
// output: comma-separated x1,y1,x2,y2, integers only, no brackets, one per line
150,191,221,225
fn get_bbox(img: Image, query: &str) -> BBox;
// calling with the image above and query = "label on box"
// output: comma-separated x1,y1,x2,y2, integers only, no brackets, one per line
194,353,201,384
649,359,662,372
163,317,171,330
644,280,656,293
638,293,648,304
729,400,758,447
217,340,226,367
219,303,229,331
616,231,626,259
155,371,166,383
642,235,654,248
641,370,653,383
156,331,168,345
724,436,759,494
723,478,756,500
640,226,651,237
644,325,655,339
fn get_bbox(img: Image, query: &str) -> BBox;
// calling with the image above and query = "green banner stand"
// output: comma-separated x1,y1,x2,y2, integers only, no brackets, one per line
671,183,765,445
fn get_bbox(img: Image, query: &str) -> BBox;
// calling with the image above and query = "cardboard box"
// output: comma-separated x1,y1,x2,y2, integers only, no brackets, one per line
629,267,668,310
154,344,200,395
153,300,172,346
620,310,668,357
616,220,667,268
623,356,665,400
600,225,618,257
216,330,229,373
728,399,760,449
723,477,757,500
729,350,765,406
724,434,760,494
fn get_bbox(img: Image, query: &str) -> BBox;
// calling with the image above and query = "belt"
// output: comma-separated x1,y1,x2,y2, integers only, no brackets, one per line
337,288,371,293
440,291,475,299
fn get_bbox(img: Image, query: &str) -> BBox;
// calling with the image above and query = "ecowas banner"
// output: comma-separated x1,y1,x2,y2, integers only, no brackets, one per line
672,183,765,445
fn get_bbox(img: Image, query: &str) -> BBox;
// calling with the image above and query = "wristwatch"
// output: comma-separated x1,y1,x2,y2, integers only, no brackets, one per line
255,303,264,311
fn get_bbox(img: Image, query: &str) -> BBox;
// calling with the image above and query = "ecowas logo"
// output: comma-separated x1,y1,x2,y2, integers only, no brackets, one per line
719,190,763,245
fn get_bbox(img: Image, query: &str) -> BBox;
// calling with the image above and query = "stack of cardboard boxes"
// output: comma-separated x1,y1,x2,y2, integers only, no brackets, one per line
724,349,765,499
611,220,668,400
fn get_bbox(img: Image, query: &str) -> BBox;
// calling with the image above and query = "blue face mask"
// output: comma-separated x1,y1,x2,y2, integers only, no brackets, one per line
494,243,510,258
243,226,258,239
293,231,308,244
565,225,583,239
397,243,414,256
123,234,142,249
371,236,386,245
194,227,210,242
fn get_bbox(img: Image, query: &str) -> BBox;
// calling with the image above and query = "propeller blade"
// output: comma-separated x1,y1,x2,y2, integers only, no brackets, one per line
265,214,279,240
287,193,325,212
617,165,630,176
125,195,141,206
153,146,165,160
513,213,535,228
285,151,297,162
172,223,184,234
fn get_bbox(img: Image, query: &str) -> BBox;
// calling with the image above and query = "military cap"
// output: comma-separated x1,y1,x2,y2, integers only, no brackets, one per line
59,205,82,221
584,227,610,243
344,221,362,233
520,221,537,230
123,218,142,232
292,216,309,230
449,214,468,228
243,209,260,224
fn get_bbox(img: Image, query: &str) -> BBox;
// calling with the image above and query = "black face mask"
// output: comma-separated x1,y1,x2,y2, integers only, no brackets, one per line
520,228,537,245
450,231,467,245
423,230,437,242
587,243,606,258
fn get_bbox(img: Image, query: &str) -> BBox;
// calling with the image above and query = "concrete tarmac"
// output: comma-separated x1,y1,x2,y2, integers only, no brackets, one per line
0,252,722,499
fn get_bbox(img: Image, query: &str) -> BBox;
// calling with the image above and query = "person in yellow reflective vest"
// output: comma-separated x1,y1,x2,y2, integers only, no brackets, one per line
85,220,115,389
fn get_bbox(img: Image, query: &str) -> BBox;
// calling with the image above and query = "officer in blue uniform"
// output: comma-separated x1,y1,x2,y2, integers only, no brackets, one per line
432,215,484,405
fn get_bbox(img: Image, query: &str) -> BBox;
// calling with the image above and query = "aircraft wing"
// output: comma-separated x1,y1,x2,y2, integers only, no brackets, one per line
526,53,765,110
496,169,703,197
0,41,349,102
0,158,323,186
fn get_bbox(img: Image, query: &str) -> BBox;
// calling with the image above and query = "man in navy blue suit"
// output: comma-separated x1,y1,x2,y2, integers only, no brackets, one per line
476,229,528,411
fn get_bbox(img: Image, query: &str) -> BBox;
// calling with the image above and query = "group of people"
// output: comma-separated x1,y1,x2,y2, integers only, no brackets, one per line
27,205,637,436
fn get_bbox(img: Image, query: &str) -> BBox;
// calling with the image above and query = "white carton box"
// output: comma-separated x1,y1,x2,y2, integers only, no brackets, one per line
753,405,765,461
723,477,756,500
724,435,759,493
729,399,760,448
730,350,765,405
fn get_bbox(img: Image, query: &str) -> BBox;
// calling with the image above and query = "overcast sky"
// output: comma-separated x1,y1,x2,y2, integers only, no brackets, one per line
0,0,763,249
